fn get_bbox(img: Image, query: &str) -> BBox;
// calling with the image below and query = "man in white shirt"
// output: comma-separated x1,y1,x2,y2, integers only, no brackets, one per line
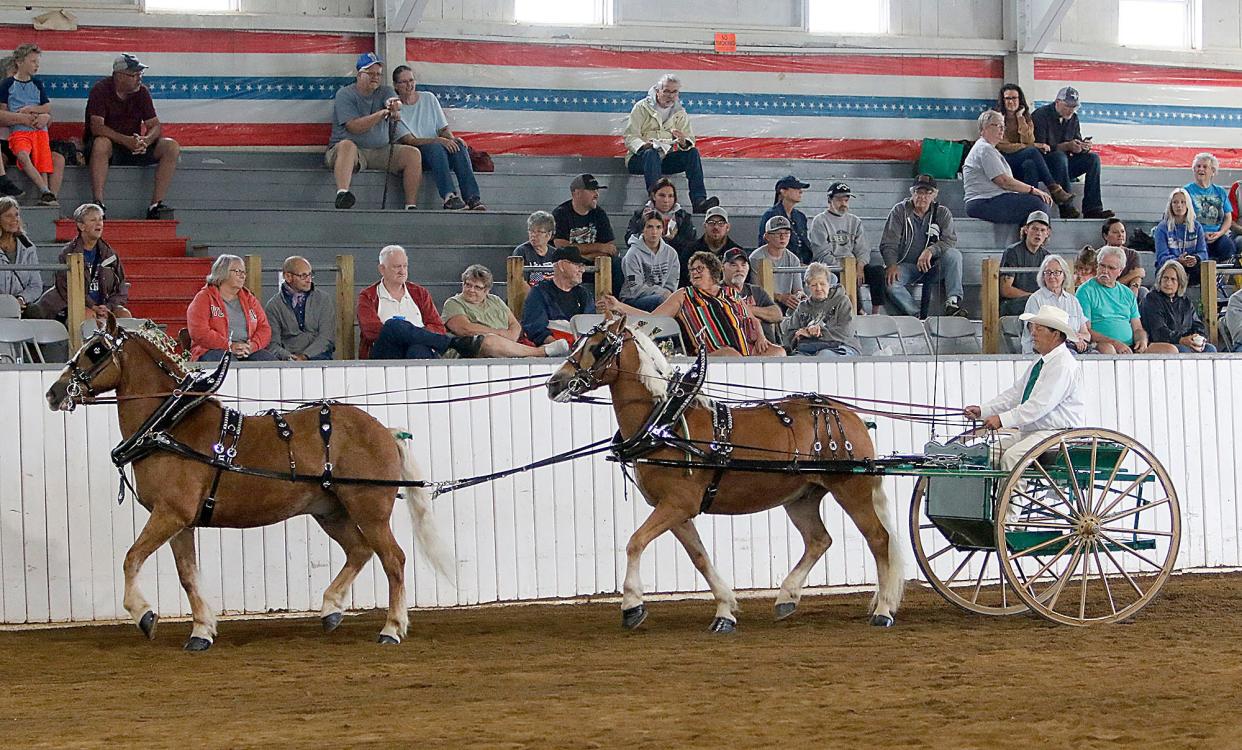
964,305,1084,472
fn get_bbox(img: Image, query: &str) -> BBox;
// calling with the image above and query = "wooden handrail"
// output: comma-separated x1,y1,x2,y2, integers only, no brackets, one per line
757,259,775,298
507,256,529,317
840,257,858,311
981,257,1000,354
335,254,355,360
593,256,612,299
1202,260,1218,345
244,255,263,299
66,254,85,351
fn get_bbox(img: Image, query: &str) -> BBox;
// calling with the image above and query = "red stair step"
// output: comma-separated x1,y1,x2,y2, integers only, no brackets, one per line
103,239,191,258
127,298,194,319
126,277,206,299
55,218,180,243
124,257,212,273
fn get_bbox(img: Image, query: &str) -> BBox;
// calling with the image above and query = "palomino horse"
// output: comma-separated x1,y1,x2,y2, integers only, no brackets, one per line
546,315,904,632
45,315,452,650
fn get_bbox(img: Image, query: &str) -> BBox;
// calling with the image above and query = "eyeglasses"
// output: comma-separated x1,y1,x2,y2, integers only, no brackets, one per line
1002,94,1020,100
704,218,727,226
462,281,489,291
1042,269,1065,276
288,271,313,280
229,268,247,276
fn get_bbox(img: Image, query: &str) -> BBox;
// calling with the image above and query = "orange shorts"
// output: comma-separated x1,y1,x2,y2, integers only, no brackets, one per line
8,129,53,173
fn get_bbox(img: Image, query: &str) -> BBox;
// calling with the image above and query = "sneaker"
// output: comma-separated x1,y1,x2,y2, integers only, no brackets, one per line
0,176,24,197
691,196,720,214
145,201,173,220
448,334,484,358
404,204,418,210
1057,202,1081,219
96,203,107,218
543,339,570,357
38,190,59,207
1083,207,1115,220
442,195,466,210
334,190,356,209
466,197,487,211
945,297,970,318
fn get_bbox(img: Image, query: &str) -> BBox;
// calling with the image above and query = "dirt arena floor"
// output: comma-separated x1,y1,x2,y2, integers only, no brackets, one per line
3,572,1242,749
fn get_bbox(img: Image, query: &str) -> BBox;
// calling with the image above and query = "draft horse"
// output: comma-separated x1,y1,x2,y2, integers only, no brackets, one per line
547,315,905,632
46,315,452,650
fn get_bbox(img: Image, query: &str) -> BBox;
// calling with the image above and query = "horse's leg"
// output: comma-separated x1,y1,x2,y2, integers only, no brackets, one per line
169,528,217,651
314,513,376,634
774,487,833,621
621,503,690,630
833,476,906,627
669,518,739,633
122,508,189,640
352,513,408,645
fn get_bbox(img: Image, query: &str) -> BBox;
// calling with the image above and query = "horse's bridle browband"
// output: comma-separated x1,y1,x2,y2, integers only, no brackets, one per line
65,329,126,403
562,323,630,396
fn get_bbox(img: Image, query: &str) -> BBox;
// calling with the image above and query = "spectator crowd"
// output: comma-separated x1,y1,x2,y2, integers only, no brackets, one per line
2,47,1241,361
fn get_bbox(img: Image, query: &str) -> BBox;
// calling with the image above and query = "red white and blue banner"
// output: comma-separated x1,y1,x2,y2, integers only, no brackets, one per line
2,26,1240,166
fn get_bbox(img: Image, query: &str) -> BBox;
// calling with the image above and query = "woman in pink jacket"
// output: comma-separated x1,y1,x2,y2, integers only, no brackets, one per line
186,254,275,361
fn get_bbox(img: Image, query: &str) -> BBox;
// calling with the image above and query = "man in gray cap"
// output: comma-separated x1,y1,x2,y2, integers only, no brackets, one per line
749,214,806,311
875,174,966,318
1031,86,1113,220
85,53,181,218
999,209,1053,316
808,181,869,301
758,175,812,263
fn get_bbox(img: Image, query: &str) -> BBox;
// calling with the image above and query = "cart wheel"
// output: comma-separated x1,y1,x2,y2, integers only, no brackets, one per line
995,428,1181,626
909,432,1028,616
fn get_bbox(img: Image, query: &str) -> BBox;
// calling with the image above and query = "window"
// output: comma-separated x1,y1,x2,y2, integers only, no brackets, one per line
514,0,610,26
145,0,235,11
1118,0,1201,49
808,0,889,35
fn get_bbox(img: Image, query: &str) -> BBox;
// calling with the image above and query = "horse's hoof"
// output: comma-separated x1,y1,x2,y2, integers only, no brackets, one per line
376,634,400,645
183,636,212,652
870,614,895,628
138,611,158,640
774,602,797,621
708,617,737,634
621,604,647,630
321,612,344,633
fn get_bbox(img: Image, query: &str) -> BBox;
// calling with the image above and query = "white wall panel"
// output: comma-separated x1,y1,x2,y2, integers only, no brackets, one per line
1,355,1237,624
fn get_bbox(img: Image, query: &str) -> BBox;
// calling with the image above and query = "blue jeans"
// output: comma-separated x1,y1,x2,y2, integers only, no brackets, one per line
965,193,1048,225
369,318,451,360
1177,343,1218,353
627,147,707,204
1004,147,1061,194
1207,233,1237,263
884,247,965,317
417,139,480,202
1045,150,1103,212
201,348,280,362
794,340,860,357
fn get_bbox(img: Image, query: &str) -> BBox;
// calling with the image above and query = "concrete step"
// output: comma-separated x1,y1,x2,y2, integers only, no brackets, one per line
54,218,181,242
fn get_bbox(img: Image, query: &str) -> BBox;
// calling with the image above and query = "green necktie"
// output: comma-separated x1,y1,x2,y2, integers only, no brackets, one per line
1020,359,1044,403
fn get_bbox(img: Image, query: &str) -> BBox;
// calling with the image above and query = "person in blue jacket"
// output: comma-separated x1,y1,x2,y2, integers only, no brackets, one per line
758,175,811,264
1154,187,1208,286
520,245,596,345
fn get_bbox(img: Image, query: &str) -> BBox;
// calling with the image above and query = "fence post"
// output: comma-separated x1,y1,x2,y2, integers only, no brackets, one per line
758,259,775,298
336,254,355,360
593,255,611,299
507,256,529,317
244,255,263,298
1202,260,1218,346
841,256,858,311
981,257,1000,354
67,254,85,351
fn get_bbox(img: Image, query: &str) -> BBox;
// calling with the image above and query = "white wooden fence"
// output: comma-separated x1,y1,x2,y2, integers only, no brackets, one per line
0,356,1235,624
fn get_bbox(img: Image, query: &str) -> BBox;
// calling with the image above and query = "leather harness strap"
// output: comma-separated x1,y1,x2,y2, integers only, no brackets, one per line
268,409,296,478
318,404,334,489
197,407,243,527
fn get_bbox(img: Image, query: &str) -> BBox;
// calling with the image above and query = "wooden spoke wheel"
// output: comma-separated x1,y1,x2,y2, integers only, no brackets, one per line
994,428,1181,626
910,432,1028,616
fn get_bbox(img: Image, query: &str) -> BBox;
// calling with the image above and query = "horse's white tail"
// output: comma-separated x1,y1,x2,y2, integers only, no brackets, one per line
391,430,456,583
870,478,907,617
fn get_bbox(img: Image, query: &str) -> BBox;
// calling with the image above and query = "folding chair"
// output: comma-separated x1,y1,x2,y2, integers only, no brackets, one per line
0,294,22,318
25,319,70,363
853,314,900,355
1000,316,1024,354
0,318,36,363
924,316,983,355
890,315,933,355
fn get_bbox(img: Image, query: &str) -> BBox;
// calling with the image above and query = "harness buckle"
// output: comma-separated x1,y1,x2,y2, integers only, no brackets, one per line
212,442,225,455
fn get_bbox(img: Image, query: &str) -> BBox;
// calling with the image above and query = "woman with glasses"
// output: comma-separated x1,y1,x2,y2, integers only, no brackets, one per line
0,196,41,315
1021,254,1090,354
441,264,569,358
994,84,1077,217
186,254,275,362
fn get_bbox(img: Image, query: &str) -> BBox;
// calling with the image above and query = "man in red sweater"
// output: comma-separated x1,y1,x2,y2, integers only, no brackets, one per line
357,244,482,359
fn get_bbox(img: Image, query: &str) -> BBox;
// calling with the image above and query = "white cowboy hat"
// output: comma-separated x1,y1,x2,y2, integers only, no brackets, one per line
1019,305,1076,337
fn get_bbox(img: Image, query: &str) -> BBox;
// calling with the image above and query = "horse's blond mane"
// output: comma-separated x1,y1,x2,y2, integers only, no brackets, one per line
628,325,711,407
128,323,191,378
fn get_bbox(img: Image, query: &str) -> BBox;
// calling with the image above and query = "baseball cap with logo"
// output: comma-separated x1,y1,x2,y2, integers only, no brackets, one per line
113,54,148,73
704,206,730,223
827,181,853,197
722,247,748,264
775,175,810,191
764,215,793,234
355,52,382,71
570,173,606,191
1025,210,1051,227
1056,86,1080,106
550,246,589,266
911,174,938,192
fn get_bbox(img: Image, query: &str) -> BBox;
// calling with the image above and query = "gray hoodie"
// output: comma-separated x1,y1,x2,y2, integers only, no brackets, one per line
0,235,42,302
620,235,679,302
878,199,957,267
808,209,869,266
780,285,860,350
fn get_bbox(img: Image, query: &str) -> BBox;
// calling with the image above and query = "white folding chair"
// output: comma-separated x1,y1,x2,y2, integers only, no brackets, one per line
890,315,933,355
925,316,983,355
1000,316,1024,354
0,294,22,318
853,314,900,356
24,319,70,363
0,318,36,363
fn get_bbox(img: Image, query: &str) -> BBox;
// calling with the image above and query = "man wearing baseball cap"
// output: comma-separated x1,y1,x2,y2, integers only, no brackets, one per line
749,214,806,311
684,205,743,282
84,53,181,219
722,246,783,351
999,210,1053,316
758,175,812,264
1031,86,1113,220
875,174,967,318
325,53,423,210
808,181,869,296
520,245,596,346
964,304,1084,473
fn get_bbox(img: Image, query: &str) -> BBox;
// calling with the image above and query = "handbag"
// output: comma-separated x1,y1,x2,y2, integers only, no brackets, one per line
468,146,495,173
916,138,965,180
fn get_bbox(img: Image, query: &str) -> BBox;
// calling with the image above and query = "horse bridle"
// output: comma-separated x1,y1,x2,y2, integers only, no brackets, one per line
561,323,630,396
64,328,127,406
